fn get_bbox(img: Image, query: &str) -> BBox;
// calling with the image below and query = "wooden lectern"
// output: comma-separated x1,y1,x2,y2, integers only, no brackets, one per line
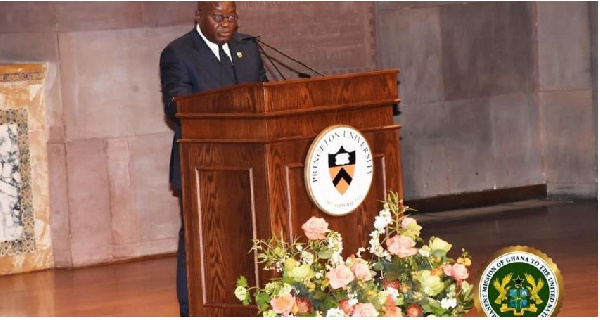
175,70,403,316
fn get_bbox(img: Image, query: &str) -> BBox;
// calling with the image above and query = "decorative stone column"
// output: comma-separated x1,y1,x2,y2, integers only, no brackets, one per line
0,64,52,274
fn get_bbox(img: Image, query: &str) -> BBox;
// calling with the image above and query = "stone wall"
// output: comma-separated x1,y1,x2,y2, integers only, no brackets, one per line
376,1,596,200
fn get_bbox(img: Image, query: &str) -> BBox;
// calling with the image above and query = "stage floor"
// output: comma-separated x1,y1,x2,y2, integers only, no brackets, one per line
0,200,596,316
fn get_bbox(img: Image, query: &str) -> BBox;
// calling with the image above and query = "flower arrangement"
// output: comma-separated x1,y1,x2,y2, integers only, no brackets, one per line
235,192,474,317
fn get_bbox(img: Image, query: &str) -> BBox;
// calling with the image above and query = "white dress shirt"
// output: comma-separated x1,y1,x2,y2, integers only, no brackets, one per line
196,24,232,62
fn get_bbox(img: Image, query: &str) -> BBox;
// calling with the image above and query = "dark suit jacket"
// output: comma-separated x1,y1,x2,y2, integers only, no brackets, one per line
160,29,268,189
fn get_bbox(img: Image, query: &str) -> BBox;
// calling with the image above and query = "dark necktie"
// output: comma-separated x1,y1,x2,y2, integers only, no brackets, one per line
218,45,237,86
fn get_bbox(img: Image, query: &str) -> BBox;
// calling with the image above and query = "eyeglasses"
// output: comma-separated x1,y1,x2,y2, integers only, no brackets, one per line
211,14,239,23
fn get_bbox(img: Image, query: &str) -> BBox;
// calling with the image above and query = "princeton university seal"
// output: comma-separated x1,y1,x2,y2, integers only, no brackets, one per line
476,246,564,317
305,125,373,216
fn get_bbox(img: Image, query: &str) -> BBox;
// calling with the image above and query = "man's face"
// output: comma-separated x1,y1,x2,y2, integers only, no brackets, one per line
196,1,237,45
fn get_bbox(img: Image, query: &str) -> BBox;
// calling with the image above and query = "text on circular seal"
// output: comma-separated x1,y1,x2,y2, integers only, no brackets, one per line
304,125,373,216
476,246,564,317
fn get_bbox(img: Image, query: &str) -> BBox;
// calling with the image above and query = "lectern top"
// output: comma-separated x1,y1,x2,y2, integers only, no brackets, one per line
174,70,399,115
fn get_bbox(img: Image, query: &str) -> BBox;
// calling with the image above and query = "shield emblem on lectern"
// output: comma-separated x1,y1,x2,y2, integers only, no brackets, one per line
328,146,356,195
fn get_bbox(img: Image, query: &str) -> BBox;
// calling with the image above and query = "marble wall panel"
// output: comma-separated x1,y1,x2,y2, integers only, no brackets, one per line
397,101,447,199
590,2,598,90
440,2,535,100
56,2,144,32
377,7,444,106
58,26,187,142
141,1,197,27
440,98,494,193
488,93,544,187
537,2,592,91
47,142,71,267
398,97,503,198
377,2,462,10
106,138,139,250
128,133,179,246
539,90,597,196
236,2,377,78
0,2,57,33
66,139,112,267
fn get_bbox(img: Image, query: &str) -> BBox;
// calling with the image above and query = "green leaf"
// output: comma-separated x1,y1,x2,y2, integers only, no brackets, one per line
372,262,384,271
317,248,333,259
236,276,248,287
256,291,270,307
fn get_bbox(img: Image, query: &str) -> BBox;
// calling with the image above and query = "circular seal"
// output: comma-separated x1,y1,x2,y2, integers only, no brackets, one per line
304,125,373,216
476,246,564,317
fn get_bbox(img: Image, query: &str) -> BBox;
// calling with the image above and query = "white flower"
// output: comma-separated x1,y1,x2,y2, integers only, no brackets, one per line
301,251,314,265
446,284,457,297
348,297,358,306
461,281,473,293
234,286,247,301
296,244,303,251
264,282,278,295
326,308,346,317
419,245,431,257
356,247,366,257
327,232,343,254
279,283,293,296
347,291,358,306
441,297,458,310
331,252,344,266
263,310,277,317
315,271,323,279
369,230,380,238
386,287,400,299
374,215,391,232
378,208,392,220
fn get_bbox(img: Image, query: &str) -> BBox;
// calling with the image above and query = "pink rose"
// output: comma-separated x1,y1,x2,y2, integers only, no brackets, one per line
351,261,372,281
401,217,418,229
301,217,330,240
270,294,296,316
326,264,355,289
443,263,469,281
352,303,379,317
386,235,418,258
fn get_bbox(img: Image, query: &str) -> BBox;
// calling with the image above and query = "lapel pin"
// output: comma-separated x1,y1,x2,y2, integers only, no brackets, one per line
237,51,243,58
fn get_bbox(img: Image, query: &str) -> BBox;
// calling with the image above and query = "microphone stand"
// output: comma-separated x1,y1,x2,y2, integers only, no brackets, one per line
254,37,325,77
255,40,287,81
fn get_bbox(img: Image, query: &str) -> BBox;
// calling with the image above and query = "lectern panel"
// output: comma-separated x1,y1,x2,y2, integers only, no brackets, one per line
196,168,256,307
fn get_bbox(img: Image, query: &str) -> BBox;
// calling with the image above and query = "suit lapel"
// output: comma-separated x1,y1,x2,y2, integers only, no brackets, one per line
229,37,251,83
188,30,222,86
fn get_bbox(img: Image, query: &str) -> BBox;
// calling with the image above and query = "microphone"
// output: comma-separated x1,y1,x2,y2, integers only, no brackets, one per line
242,35,325,79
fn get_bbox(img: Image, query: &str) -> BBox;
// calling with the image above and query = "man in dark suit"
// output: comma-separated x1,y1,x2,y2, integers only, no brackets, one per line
159,1,267,316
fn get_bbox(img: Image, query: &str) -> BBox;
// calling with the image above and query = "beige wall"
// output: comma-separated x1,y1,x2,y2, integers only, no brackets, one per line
0,2,595,267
